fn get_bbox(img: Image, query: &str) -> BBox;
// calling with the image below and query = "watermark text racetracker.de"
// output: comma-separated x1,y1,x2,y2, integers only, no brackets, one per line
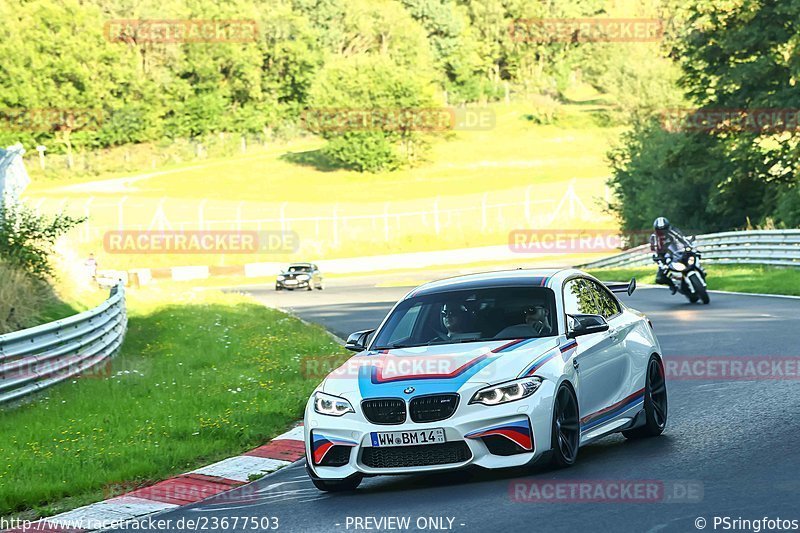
666,356,800,381
0,107,102,132
660,108,800,133
300,107,495,133
510,479,703,504
508,229,653,254
103,230,299,254
7,516,280,532
509,18,664,43
104,19,258,43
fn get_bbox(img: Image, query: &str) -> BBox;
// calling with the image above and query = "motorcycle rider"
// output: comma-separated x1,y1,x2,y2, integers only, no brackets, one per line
650,217,693,294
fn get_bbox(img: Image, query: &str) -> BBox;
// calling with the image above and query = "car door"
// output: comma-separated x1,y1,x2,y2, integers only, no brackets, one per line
563,277,628,433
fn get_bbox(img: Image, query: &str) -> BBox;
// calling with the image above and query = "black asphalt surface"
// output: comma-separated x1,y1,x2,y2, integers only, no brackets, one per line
135,280,800,533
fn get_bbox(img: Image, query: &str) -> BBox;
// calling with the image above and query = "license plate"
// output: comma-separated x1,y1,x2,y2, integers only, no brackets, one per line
370,428,446,447
284,279,297,284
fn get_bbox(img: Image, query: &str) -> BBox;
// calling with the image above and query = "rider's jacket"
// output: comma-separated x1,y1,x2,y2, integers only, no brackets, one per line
650,227,691,263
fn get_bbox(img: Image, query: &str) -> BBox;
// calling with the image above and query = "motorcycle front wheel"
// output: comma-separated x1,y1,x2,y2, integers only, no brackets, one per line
689,275,710,304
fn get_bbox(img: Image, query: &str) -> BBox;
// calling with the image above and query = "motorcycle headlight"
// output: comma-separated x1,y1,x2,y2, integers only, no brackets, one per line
297,274,311,280
671,262,687,272
687,256,696,266
313,391,354,416
470,377,543,406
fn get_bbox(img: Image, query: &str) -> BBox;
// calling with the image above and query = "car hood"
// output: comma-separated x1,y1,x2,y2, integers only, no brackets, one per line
321,337,560,399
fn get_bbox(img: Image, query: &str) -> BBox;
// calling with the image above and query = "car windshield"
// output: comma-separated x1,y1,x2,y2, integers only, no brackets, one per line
371,287,557,350
288,265,312,272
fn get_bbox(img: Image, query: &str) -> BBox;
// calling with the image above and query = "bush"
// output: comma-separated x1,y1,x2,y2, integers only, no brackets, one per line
0,261,58,334
0,202,84,279
306,56,440,172
321,133,401,172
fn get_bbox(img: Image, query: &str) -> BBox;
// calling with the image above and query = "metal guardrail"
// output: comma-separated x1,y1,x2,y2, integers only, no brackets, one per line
581,229,800,269
0,283,127,405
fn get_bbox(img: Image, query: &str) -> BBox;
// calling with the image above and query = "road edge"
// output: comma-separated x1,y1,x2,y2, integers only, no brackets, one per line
5,424,307,533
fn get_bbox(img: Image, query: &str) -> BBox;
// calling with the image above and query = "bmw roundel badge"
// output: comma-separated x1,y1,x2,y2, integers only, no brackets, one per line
404,386,415,394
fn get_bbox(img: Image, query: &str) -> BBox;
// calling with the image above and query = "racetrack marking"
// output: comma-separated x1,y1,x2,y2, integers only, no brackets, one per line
43,496,178,529
272,424,304,441
189,456,291,482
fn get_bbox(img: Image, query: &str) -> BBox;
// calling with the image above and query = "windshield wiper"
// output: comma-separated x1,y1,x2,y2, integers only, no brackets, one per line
374,343,417,349
424,338,487,346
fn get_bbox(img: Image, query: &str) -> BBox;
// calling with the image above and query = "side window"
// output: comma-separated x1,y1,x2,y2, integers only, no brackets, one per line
589,280,621,319
563,278,601,316
385,304,422,345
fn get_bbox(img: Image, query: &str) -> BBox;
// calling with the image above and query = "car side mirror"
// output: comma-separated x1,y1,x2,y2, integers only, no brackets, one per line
627,277,636,296
345,329,375,352
567,314,609,339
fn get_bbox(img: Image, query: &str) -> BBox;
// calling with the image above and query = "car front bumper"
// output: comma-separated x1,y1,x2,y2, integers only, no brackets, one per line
276,279,311,289
304,381,556,479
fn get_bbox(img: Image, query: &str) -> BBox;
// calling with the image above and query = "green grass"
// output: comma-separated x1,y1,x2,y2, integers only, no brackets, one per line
588,264,800,297
25,102,620,270
28,104,618,203
0,285,348,518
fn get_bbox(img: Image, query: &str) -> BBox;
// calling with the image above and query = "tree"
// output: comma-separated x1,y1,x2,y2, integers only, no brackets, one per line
608,0,800,231
307,55,439,171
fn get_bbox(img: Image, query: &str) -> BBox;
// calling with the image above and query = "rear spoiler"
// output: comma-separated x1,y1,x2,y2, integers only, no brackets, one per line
604,278,636,296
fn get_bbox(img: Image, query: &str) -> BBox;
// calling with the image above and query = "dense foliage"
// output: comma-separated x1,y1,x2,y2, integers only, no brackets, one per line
609,0,800,231
0,202,84,278
0,0,668,172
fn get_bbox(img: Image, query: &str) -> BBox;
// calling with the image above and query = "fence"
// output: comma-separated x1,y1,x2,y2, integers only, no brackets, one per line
31,179,611,268
581,230,800,269
0,283,127,405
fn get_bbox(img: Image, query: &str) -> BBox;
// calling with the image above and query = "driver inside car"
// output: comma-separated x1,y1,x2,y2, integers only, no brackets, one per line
436,301,479,342
523,305,552,335
493,305,552,339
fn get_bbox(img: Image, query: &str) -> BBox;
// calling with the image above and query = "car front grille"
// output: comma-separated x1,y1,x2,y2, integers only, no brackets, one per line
361,442,471,469
361,398,406,424
409,394,459,423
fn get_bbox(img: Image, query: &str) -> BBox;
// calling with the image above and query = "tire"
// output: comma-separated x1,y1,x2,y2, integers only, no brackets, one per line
623,356,668,439
275,285,282,291
550,383,580,468
307,467,362,492
307,283,313,291
689,275,710,304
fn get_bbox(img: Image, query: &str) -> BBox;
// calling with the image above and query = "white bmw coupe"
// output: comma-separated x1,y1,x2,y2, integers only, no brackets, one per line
304,269,667,491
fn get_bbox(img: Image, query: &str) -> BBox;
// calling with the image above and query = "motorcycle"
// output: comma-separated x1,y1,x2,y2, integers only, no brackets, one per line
661,243,710,304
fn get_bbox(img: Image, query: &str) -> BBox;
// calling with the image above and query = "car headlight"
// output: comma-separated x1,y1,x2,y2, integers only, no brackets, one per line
277,275,285,280
313,391,354,416
470,377,543,406
671,262,687,272
297,274,311,280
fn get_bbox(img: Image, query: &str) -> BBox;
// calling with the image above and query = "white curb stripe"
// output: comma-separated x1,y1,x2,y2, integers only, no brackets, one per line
45,496,178,528
272,425,304,441
189,455,291,482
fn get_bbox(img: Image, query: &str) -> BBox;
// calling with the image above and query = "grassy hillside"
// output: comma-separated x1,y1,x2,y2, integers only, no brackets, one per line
26,102,621,271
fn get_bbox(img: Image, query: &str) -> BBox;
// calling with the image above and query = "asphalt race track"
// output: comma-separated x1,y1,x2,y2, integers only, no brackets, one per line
132,279,800,533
